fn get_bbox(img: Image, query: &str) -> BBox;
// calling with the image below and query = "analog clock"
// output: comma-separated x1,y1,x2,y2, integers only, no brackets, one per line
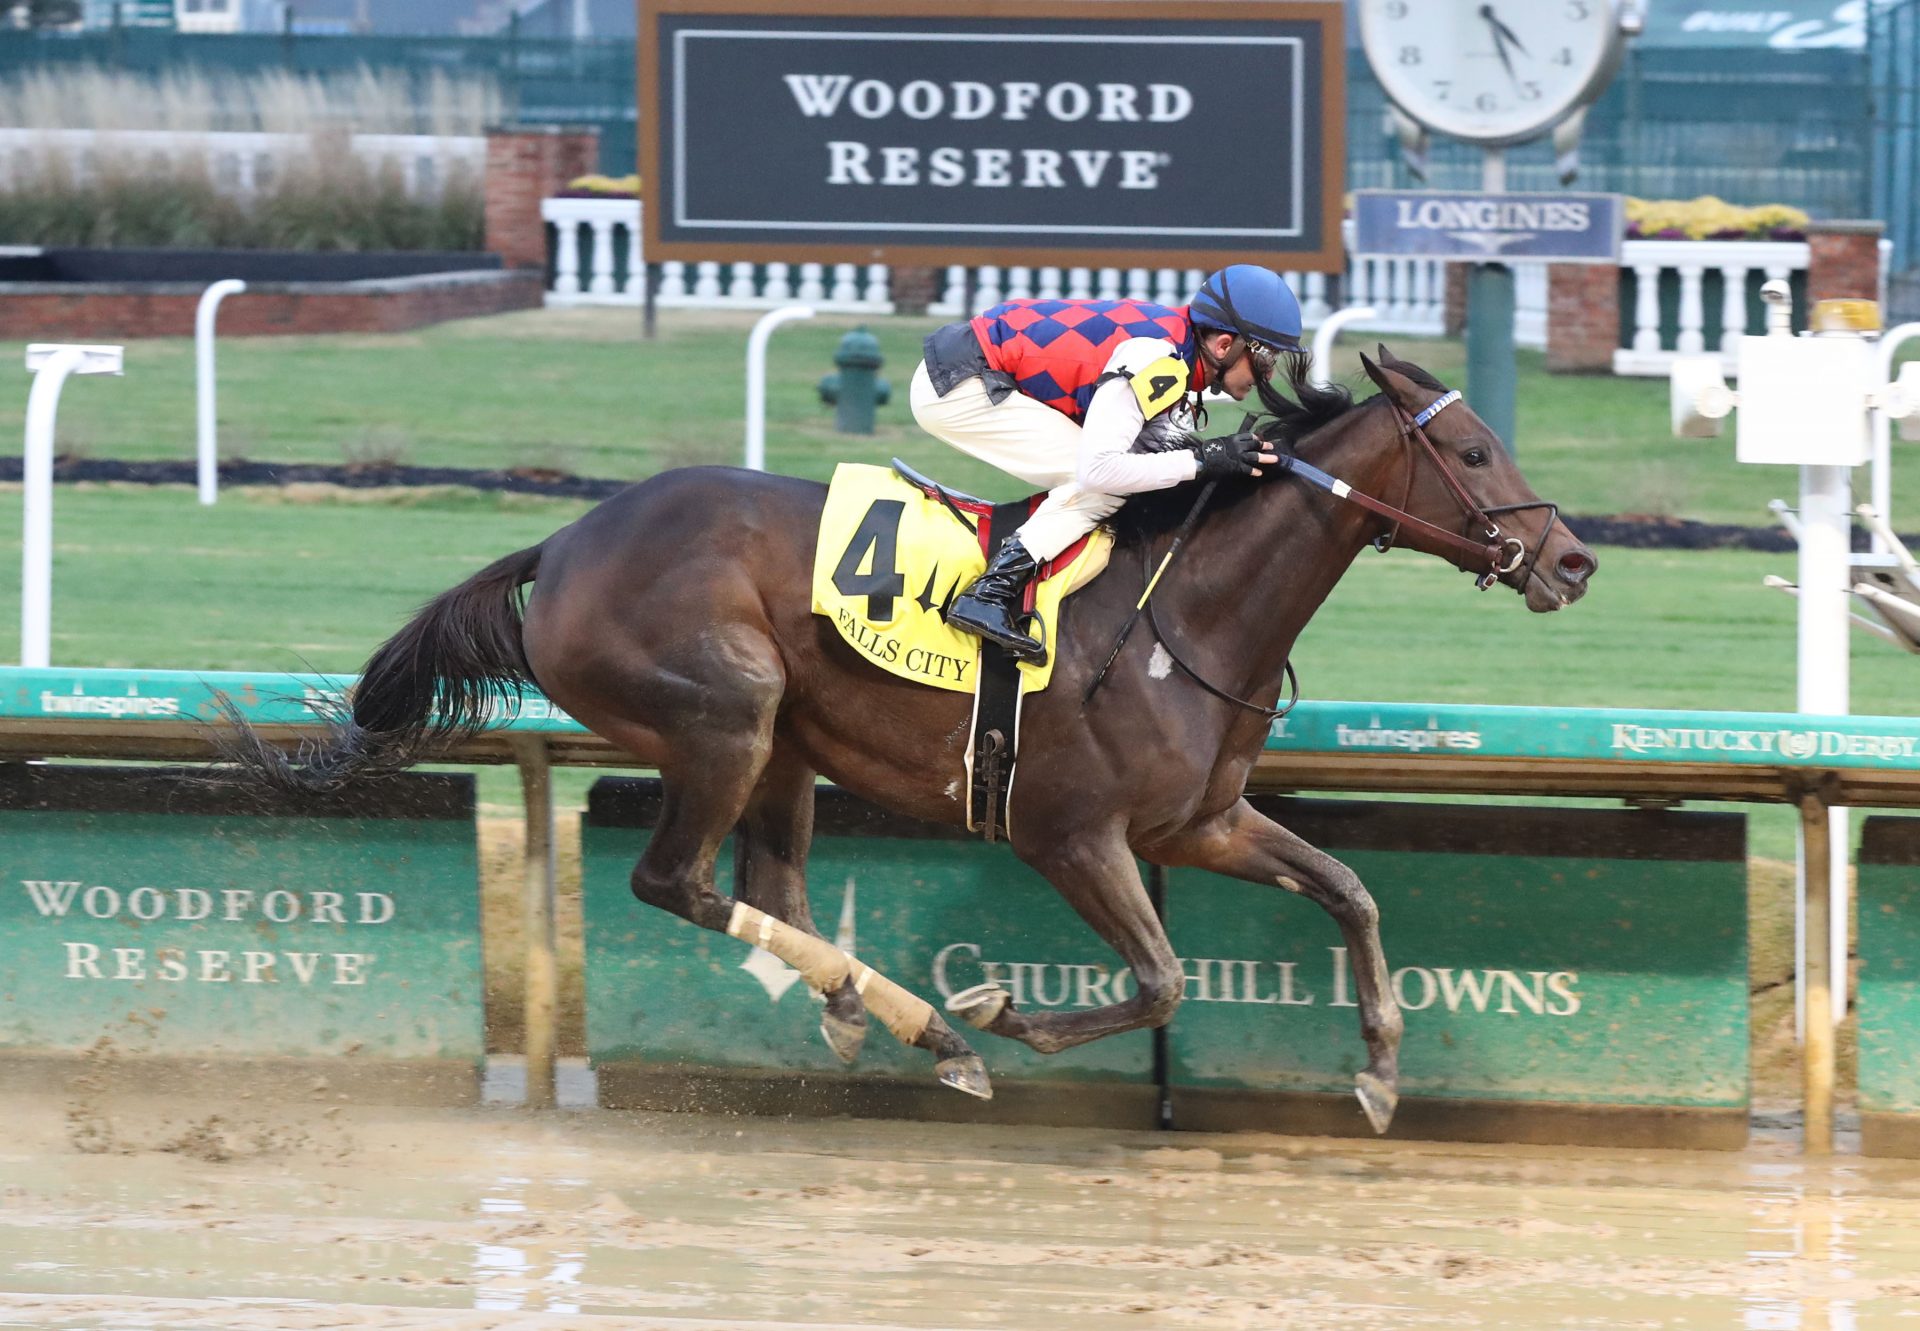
1359,0,1631,147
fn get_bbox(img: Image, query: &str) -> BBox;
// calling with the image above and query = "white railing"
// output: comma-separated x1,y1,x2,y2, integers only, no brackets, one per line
1612,239,1810,377
0,129,484,201
541,200,1497,340
1612,237,1899,377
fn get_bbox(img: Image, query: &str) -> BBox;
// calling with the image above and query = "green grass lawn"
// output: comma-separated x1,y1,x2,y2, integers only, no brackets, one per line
2,481,1906,855
0,306,1813,527
2,483,1910,711
1,307,1912,832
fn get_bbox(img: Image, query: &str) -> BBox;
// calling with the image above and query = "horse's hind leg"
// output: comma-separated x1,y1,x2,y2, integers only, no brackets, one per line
1150,799,1404,1134
946,828,1186,1054
734,749,868,1064
602,684,987,1097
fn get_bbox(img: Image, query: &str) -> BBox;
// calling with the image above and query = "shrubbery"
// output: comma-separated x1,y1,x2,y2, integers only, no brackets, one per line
0,147,484,250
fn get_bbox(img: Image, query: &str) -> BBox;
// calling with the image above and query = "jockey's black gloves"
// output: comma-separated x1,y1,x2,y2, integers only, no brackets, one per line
1187,432,1268,481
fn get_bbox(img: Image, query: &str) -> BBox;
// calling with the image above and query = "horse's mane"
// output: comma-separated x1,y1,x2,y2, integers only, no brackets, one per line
1109,352,1360,547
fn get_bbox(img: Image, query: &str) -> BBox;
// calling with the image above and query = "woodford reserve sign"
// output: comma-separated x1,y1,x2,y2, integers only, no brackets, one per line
638,0,1346,269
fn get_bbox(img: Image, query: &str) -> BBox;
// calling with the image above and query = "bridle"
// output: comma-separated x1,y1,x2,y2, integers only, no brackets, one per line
1086,387,1567,721
1369,390,1559,592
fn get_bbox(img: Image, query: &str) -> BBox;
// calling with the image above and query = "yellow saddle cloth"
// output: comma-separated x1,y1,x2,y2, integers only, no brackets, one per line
810,463,1111,694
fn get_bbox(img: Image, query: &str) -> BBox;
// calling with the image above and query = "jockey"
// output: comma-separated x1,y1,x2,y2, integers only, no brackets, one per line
909,264,1302,664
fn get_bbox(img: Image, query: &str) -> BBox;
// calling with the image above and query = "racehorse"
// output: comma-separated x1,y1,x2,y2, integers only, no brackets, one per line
223,347,1596,1133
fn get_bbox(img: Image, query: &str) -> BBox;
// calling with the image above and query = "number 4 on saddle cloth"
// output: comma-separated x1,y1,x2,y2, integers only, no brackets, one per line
810,461,1112,840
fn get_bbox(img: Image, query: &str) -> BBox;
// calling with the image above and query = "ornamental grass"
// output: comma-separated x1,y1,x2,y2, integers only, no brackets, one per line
0,65,491,250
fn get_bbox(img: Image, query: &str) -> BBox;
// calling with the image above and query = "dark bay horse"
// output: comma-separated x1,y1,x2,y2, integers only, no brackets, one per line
230,347,1596,1132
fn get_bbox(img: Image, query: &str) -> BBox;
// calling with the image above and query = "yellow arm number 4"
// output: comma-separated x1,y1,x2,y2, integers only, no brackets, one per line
1130,356,1188,419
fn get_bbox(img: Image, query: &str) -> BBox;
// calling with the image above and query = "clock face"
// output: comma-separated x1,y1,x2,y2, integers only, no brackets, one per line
1359,0,1623,146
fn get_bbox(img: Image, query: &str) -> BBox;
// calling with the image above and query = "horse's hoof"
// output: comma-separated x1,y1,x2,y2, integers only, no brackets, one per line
944,982,1010,1031
820,1011,866,1065
1355,1071,1398,1135
935,1054,993,1101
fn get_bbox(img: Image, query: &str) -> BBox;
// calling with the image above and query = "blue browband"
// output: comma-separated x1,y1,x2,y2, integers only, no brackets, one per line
1412,390,1462,428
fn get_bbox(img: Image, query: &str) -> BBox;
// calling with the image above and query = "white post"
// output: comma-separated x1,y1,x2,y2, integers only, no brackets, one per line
195,279,246,507
1311,306,1379,388
20,344,123,668
743,305,815,472
1762,280,1854,1035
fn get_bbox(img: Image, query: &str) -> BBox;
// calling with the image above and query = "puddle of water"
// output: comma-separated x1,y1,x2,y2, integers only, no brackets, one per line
6,1092,1920,1330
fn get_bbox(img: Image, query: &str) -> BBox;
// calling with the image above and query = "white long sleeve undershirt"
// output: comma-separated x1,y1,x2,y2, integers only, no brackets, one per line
1075,336,1200,495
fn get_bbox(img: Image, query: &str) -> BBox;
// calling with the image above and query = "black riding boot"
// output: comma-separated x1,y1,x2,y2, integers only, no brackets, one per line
947,537,1046,664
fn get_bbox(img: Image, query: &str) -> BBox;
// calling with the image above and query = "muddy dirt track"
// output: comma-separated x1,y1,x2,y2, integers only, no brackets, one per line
7,1087,1920,1331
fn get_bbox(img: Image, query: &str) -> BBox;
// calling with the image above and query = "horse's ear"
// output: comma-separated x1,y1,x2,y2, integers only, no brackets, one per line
1360,350,1419,407
1359,351,1391,395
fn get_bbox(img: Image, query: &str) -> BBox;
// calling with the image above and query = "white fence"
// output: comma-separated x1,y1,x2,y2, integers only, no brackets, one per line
1613,238,1810,377
537,203,1907,381
542,198,1483,342
1612,237,1896,377
0,128,485,200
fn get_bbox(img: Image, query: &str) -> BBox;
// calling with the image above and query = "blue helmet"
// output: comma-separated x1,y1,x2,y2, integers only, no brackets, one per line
1190,265,1303,352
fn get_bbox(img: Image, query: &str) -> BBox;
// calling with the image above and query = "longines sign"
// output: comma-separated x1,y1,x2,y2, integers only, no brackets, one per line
638,0,1346,269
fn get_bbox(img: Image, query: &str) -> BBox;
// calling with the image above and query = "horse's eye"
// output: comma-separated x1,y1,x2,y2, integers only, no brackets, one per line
1463,448,1489,468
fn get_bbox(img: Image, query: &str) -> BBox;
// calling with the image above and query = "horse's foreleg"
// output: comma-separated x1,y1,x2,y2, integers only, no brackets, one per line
946,830,1183,1055
734,750,868,1064
1149,799,1403,1133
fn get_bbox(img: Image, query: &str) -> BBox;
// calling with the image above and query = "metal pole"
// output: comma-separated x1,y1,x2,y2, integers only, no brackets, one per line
195,279,246,507
20,344,122,669
1311,306,1379,387
512,735,558,1110
1773,283,1854,1034
1870,323,1920,550
1800,785,1836,1156
1468,148,1518,452
744,304,815,471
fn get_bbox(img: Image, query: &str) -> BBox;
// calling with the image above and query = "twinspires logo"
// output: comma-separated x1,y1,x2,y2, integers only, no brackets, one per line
39,688,180,719
1333,718,1483,753
20,878,393,987
933,943,1581,1018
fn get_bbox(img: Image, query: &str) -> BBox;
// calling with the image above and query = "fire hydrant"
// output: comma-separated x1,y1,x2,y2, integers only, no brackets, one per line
817,327,890,434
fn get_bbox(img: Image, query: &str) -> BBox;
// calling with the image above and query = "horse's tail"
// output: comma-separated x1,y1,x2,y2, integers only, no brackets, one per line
221,543,544,794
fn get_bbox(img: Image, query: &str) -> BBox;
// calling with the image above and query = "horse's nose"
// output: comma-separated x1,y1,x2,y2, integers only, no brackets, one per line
1557,547,1597,586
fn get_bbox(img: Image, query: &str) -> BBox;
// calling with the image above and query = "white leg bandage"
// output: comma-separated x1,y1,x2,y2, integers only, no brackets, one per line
726,902,932,1045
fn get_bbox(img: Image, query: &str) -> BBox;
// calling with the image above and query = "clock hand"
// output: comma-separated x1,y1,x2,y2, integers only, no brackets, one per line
1489,10,1530,58
1479,4,1518,82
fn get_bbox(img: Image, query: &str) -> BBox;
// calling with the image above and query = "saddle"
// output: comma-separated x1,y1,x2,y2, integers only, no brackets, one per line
809,461,1112,839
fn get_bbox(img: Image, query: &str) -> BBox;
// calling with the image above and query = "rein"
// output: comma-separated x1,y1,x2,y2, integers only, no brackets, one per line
1083,389,1554,719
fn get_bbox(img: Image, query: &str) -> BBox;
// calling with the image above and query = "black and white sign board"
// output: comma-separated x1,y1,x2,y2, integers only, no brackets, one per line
640,0,1346,270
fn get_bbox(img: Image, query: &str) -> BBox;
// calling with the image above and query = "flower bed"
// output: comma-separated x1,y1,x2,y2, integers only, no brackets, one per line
555,173,640,200
1624,196,1810,242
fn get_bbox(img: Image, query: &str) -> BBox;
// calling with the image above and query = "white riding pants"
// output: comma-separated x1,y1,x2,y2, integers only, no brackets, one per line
909,361,1123,562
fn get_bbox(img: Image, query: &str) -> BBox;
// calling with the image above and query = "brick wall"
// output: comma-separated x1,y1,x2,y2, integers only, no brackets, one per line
1546,263,1620,373
484,126,600,271
1807,220,1884,306
890,265,942,317
0,272,546,340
